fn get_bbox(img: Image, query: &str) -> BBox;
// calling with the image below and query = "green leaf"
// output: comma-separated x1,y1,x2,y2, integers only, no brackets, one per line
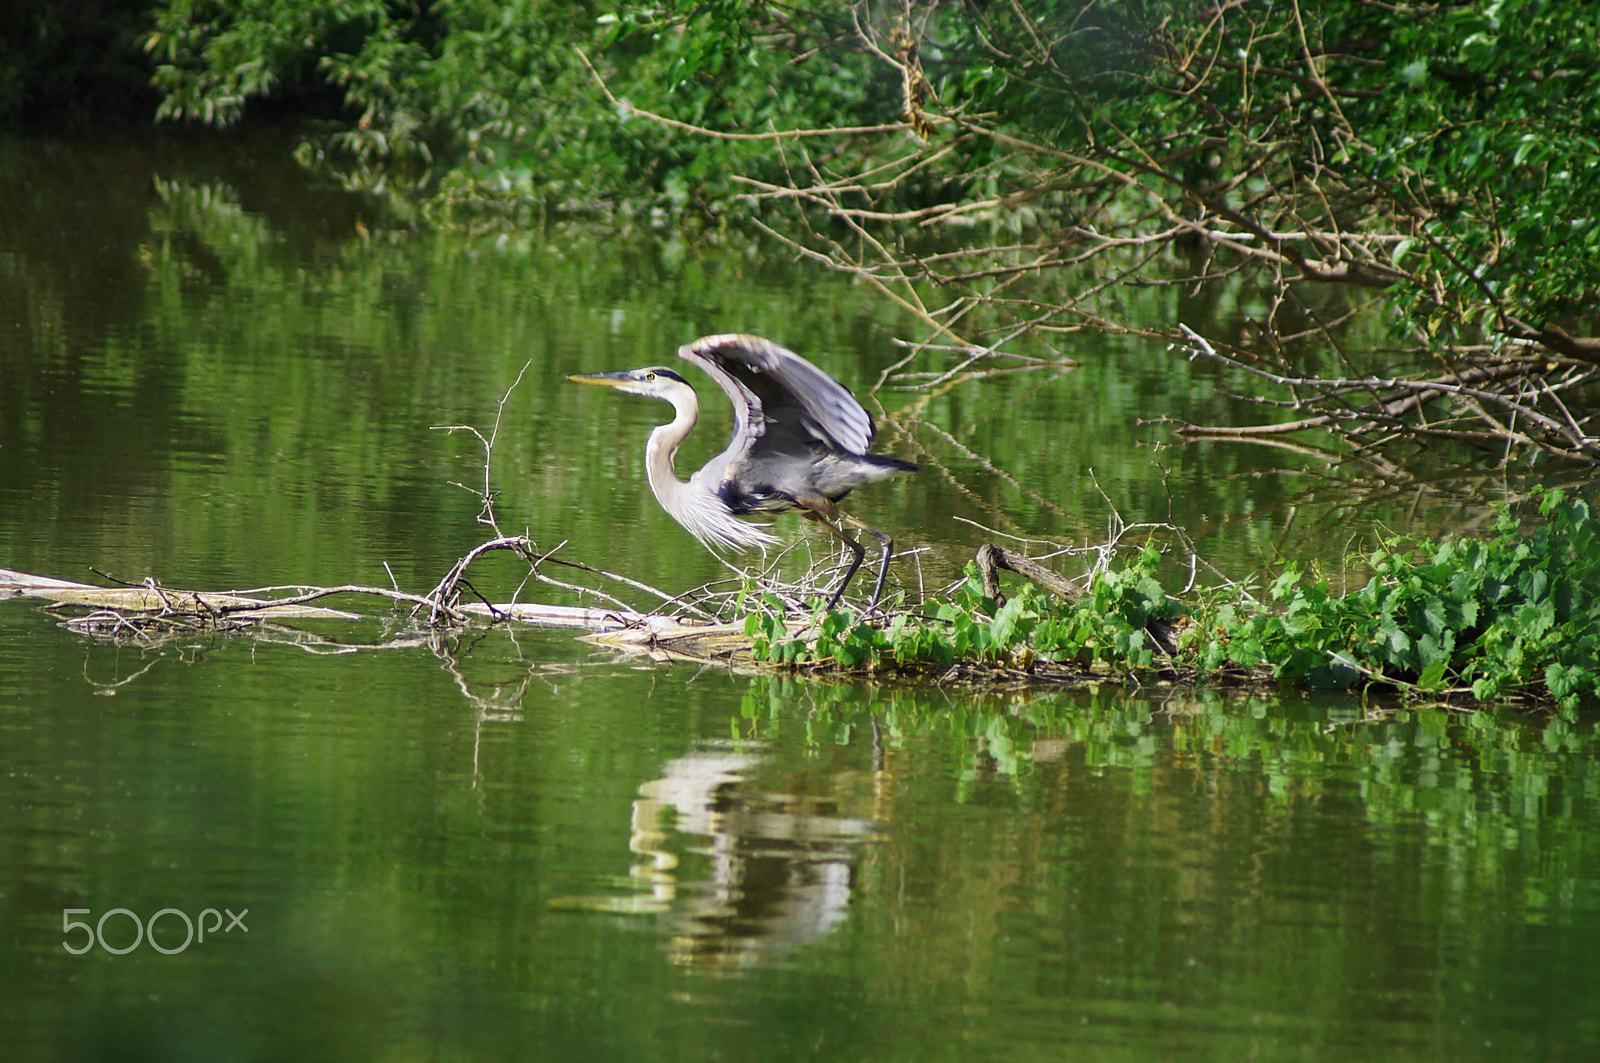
1418,659,1449,690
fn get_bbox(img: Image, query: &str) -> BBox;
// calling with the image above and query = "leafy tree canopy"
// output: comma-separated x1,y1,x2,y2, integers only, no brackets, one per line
139,2,1600,322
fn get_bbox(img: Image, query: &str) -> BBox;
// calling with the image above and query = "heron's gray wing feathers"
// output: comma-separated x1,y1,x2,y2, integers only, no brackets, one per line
679,334,876,457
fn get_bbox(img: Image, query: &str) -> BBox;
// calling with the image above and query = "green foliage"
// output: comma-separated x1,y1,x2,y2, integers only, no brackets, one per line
913,0,1600,325
750,549,1187,676
143,0,887,214
746,491,1600,711
135,0,1600,330
1207,491,1600,709
146,0,575,153
1325,0,1600,324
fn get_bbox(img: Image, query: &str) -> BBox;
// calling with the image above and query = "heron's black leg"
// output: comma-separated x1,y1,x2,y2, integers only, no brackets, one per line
802,509,865,609
843,515,895,608
868,527,894,607
827,526,866,609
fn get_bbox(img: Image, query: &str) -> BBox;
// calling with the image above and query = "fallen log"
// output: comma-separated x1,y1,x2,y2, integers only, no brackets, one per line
0,568,360,620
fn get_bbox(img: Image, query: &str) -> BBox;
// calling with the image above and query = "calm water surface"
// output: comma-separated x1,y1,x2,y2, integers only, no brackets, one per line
2,135,1598,1061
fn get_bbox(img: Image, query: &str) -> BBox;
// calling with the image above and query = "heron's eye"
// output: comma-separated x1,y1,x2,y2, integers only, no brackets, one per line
645,372,656,381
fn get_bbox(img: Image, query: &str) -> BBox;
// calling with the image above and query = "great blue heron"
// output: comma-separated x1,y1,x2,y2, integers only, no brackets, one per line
569,333,916,607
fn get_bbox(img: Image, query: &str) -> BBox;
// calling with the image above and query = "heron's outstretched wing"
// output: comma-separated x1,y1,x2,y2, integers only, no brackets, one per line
679,334,876,458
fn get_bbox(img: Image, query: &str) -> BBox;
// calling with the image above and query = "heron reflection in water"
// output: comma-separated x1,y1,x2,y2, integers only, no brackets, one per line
570,334,916,606
549,746,877,969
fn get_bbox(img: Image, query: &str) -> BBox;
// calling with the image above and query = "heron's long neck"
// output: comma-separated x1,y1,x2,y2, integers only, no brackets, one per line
644,390,700,511
640,385,776,553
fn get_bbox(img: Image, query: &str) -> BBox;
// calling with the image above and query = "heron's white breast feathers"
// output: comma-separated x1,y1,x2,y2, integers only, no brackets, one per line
664,488,779,554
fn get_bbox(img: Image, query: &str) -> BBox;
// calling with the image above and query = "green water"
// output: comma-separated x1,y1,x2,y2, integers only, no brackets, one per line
2,135,1598,1061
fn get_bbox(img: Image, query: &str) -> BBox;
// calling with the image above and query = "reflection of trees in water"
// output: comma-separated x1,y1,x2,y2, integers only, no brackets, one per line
561,746,876,969
0,139,379,579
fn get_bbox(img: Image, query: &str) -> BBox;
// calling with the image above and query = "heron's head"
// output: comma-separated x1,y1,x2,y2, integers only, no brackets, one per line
567,367,695,404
